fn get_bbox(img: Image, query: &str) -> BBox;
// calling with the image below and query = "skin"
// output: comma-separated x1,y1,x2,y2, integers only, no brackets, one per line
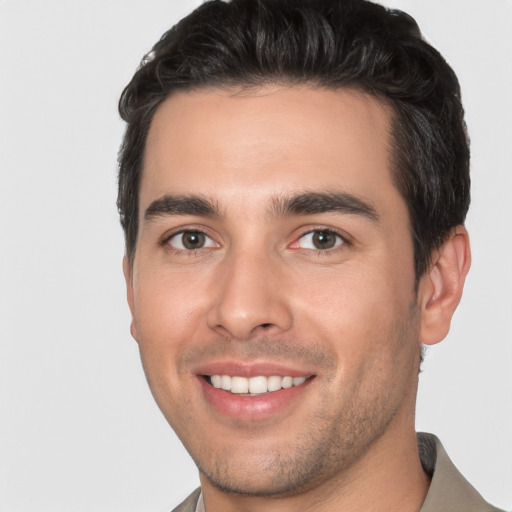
124,86,470,512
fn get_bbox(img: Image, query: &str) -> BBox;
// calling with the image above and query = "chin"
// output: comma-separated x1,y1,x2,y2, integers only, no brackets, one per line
190,426,351,498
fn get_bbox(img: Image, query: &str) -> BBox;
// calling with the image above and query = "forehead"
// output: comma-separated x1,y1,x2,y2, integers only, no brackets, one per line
141,85,398,215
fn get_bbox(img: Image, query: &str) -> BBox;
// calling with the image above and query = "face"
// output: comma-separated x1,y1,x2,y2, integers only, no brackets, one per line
125,86,423,496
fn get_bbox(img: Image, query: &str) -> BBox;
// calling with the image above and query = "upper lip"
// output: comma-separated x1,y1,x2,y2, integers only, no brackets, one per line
193,360,314,378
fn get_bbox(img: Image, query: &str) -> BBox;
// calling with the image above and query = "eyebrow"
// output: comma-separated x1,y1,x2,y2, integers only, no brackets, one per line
144,194,221,222
143,191,379,224
270,192,379,223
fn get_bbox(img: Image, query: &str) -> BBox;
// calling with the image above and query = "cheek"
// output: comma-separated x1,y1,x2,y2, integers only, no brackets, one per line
134,267,208,337
132,270,209,419
295,261,407,327
292,259,416,368
131,268,211,392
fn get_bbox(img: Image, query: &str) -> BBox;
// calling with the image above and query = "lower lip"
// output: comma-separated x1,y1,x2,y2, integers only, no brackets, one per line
199,377,312,422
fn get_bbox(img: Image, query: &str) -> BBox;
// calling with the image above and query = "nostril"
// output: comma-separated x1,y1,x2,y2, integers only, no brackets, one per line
259,323,273,329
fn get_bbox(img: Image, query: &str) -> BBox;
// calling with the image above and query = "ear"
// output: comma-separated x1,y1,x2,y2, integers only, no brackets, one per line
418,226,471,345
123,255,140,343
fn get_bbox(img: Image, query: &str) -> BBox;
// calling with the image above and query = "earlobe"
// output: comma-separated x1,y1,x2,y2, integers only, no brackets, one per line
418,226,471,346
122,255,139,343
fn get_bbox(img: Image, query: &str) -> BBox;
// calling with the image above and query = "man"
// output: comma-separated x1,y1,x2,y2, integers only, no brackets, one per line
117,1,504,511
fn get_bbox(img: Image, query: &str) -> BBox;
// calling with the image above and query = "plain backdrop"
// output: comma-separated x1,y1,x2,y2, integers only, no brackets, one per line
1,1,511,511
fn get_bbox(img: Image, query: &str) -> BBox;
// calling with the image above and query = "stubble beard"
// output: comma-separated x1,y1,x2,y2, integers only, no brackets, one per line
179,302,422,499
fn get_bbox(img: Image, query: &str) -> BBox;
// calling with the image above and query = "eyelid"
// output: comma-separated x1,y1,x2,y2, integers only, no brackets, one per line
160,225,350,253
162,226,220,251
290,227,350,251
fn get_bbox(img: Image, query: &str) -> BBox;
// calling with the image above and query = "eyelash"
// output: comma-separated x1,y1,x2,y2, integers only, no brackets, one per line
162,229,218,255
292,228,349,253
161,227,349,256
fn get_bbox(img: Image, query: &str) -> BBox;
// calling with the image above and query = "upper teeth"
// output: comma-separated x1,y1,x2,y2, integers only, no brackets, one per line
210,375,307,394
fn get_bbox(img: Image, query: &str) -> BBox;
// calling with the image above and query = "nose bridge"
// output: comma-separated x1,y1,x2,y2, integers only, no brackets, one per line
207,244,292,339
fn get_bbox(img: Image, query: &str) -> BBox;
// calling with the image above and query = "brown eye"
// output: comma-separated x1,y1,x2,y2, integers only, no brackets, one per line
182,231,205,249
297,230,344,250
167,231,216,250
312,231,338,249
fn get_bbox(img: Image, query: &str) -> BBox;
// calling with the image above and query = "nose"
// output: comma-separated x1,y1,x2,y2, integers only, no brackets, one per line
207,249,293,340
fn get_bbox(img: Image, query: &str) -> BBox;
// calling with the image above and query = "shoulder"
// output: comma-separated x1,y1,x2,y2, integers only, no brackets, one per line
170,488,201,512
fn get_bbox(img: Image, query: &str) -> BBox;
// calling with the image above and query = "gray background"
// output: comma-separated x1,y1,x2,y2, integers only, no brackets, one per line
1,1,511,510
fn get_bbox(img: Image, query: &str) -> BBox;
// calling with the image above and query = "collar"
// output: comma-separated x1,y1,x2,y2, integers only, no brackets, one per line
418,432,502,512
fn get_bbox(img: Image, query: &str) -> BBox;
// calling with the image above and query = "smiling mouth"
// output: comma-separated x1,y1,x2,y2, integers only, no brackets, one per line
204,375,312,395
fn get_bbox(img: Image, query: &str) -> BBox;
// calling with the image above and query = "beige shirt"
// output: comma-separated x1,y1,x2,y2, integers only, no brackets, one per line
171,433,504,512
